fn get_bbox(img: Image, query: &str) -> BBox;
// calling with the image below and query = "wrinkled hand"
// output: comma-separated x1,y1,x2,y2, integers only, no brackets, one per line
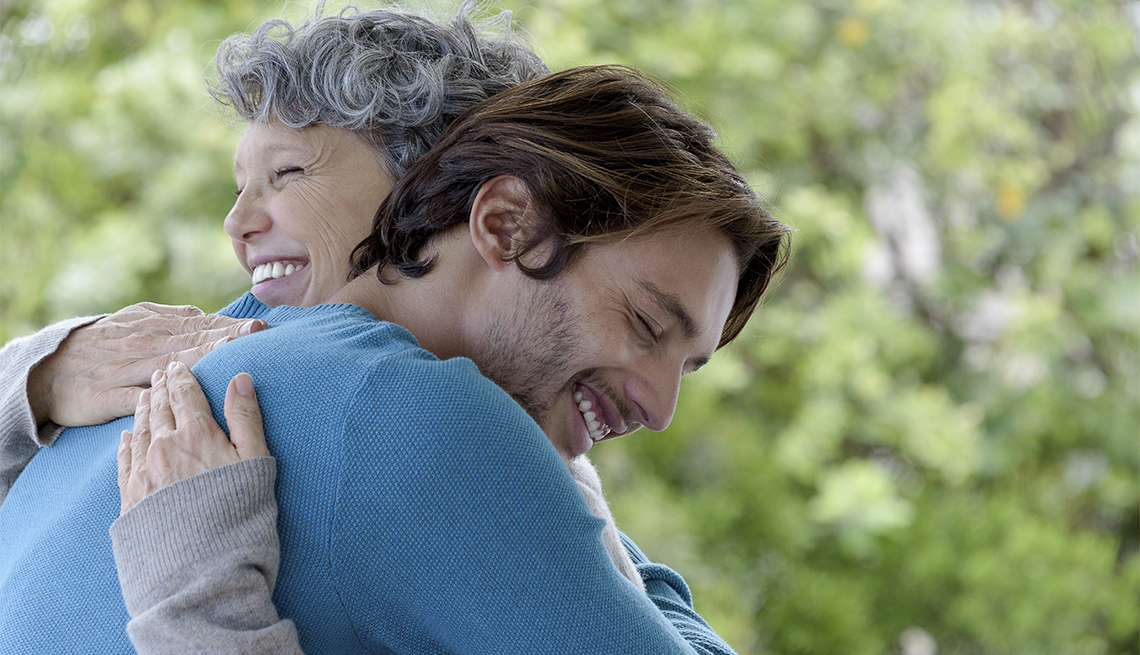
117,361,270,515
28,302,266,428
568,455,645,591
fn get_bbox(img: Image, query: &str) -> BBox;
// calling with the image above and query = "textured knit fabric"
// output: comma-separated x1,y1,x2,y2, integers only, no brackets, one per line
0,294,709,654
0,313,104,502
110,455,737,655
112,457,303,653
622,534,741,654
109,455,738,655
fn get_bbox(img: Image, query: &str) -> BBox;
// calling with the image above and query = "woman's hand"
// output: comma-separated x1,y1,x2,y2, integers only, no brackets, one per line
28,302,266,429
117,361,270,515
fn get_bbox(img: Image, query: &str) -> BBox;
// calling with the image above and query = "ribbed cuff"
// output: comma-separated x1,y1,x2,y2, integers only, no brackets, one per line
110,457,278,614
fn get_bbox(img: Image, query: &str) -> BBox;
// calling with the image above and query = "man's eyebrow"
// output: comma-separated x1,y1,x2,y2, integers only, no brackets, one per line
637,279,698,341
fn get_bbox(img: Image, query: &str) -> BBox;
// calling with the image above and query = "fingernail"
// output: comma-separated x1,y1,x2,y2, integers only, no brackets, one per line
120,430,131,447
213,336,232,349
139,389,150,405
235,373,255,398
167,361,176,373
151,370,163,386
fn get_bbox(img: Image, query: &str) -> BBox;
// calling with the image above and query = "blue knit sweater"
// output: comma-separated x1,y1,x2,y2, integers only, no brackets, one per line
0,294,725,654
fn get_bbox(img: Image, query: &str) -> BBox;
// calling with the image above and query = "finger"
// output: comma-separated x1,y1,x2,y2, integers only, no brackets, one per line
111,336,228,386
130,389,153,475
96,303,202,330
165,361,219,437
157,336,232,373
117,430,134,515
149,369,176,437
163,314,266,337
104,303,205,332
113,321,264,376
115,321,261,363
224,373,270,459
117,430,132,492
132,302,206,318
161,318,267,351
91,386,147,423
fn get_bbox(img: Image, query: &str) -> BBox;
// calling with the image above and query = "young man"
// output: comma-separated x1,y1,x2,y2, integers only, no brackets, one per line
0,66,789,653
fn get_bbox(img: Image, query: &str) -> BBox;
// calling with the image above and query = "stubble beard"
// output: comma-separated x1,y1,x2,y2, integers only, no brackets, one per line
474,279,580,427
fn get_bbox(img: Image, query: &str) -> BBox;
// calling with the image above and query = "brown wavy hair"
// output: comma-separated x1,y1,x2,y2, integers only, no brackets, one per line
351,65,791,347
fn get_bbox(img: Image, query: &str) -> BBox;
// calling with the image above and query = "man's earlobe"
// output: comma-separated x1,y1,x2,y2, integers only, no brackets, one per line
469,175,534,270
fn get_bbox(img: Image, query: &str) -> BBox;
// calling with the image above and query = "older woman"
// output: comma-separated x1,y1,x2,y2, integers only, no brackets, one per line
0,6,738,655
2,6,544,464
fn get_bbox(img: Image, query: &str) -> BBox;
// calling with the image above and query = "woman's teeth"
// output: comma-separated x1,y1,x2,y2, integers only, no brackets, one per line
252,261,304,285
574,391,609,442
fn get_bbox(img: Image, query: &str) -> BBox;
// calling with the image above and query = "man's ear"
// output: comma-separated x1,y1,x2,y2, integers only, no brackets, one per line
469,175,534,272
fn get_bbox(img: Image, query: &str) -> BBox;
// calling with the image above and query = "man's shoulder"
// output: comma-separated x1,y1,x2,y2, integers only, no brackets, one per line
211,303,510,413
192,303,428,403
228,302,419,361
336,352,562,518
342,350,544,458
351,351,516,416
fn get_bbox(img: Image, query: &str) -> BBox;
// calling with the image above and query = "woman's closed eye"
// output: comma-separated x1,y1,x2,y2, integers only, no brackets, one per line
233,167,302,195
273,166,303,179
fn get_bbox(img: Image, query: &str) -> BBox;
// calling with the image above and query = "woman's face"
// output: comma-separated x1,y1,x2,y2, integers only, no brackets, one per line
225,122,393,308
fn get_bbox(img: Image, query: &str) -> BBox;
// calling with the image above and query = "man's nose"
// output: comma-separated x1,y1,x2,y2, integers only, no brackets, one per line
223,190,271,242
625,359,682,432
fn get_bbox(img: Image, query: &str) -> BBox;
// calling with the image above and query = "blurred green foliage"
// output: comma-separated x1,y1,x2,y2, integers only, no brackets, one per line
2,0,1137,653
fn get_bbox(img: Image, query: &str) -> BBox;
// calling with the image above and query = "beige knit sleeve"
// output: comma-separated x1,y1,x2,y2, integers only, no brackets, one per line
0,314,104,504
110,456,305,655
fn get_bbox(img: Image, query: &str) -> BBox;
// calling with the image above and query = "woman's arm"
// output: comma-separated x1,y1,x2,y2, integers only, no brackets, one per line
28,303,264,430
112,364,297,654
0,303,263,504
1,314,103,500
113,457,303,654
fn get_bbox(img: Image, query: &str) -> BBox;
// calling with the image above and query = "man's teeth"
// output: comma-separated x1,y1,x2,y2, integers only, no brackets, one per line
252,262,304,285
574,391,608,442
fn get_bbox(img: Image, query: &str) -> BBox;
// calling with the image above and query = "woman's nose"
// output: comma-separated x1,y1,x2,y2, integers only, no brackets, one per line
223,190,272,242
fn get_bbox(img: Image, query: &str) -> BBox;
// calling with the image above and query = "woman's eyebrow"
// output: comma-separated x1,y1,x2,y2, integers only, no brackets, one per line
234,143,311,171
636,279,698,341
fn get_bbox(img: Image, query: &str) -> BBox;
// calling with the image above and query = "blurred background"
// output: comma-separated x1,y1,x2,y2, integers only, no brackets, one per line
1,0,1137,652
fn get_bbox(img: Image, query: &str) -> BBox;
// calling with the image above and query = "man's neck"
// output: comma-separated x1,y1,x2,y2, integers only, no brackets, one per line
329,263,472,362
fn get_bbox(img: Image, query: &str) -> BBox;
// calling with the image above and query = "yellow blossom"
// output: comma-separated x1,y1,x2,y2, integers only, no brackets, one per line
837,17,870,47
996,183,1027,221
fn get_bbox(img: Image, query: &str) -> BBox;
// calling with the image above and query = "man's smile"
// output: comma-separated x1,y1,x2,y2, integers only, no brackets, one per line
574,384,611,443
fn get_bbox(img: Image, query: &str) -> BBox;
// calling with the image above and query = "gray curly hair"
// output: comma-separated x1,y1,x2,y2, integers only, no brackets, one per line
210,3,548,178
